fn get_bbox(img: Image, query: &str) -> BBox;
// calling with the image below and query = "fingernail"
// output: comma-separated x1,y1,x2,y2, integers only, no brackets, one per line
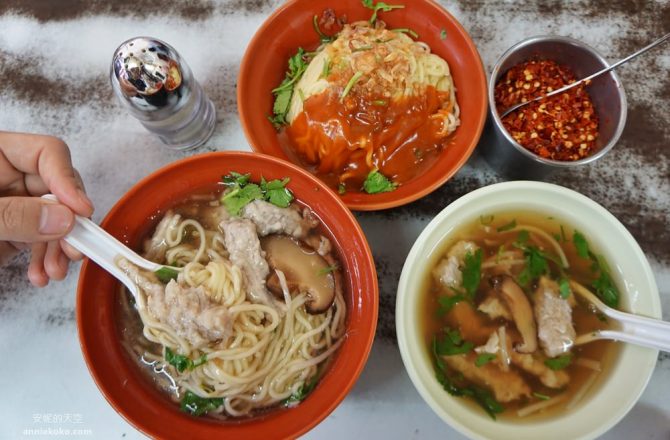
78,190,94,212
39,204,73,235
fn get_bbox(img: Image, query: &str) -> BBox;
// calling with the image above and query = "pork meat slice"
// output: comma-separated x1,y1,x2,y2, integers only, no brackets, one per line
220,217,279,309
534,276,576,358
444,354,531,402
118,258,232,349
143,211,180,263
241,200,317,239
432,240,479,290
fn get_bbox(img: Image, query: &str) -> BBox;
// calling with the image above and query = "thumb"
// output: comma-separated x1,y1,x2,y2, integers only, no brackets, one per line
0,197,74,243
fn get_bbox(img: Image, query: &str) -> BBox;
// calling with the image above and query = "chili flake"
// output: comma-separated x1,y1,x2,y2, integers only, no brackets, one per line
494,60,599,161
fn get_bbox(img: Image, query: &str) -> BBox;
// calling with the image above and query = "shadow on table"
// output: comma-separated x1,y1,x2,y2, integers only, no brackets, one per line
605,402,670,439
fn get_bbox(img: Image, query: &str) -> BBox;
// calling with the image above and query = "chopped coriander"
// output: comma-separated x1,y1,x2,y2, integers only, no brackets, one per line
496,244,505,263
440,29,447,40
479,214,494,225
222,171,250,187
270,48,310,128
516,229,530,244
544,354,572,370
560,225,567,242
372,99,388,106
462,249,482,299
517,245,549,286
434,328,474,356
362,0,405,25
317,264,339,276
558,277,571,299
475,353,496,367
533,392,551,401
165,347,208,373
573,231,589,258
338,183,346,195
437,294,465,317
284,376,318,404
180,391,223,416
497,219,517,232
363,169,397,194
432,338,504,419
260,177,294,208
155,267,179,284
221,183,263,215
340,71,364,102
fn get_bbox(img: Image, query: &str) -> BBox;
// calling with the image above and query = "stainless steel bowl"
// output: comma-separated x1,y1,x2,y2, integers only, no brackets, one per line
480,35,627,178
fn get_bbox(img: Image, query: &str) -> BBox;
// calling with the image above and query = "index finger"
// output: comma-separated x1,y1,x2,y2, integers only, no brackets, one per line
0,131,94,217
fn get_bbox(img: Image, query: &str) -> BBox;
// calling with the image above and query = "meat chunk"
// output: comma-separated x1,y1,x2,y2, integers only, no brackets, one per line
509,351,570,389
432,240,479,289
478,296,512,321
143,211,180,263
444,354,531,402
534,277,576,358
118,258,232,349
220,217,280,310
241,200,317,239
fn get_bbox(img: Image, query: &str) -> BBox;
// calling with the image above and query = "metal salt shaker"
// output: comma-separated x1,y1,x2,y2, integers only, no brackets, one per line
110,37,216,150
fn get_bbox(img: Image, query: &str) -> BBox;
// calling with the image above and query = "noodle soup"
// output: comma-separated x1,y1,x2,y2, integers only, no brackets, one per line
115,173,346,420
421,211,621,420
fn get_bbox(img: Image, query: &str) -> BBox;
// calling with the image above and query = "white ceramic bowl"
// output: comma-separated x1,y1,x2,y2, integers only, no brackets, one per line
396,181,661,440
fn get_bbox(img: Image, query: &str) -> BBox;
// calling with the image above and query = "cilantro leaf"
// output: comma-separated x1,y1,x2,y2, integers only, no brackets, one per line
221,183,263,216
479,214,494,225
222,171,250,186
435,328,474,356
338,183,346,195
475,353,496,367
516,229,530,244
559,277,571,299
155,267,179,284
317,264,339,276
180,391,223,416
270,47,310,128
431,337,504,419
363,169,397,194
261,177,294,208
283,376,318,405
462,249,482,299
573,231,589,258
497,219,517,232
361,0,405,24
440,29,447,40
437,294,465,317
544,354,572,370
533,392,551,401
165,347,208,373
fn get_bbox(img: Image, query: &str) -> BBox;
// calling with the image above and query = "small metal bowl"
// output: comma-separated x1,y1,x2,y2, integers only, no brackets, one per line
480,35,627,178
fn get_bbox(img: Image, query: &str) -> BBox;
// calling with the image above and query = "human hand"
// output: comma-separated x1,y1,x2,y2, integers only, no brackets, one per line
0,131,94,286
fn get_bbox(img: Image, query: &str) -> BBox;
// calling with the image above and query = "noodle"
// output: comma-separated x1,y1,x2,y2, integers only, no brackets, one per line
126,212,346,417
282,21,460,189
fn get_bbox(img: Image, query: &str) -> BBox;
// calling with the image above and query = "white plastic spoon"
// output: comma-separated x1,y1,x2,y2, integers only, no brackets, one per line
42,194,178,298
570,280,670,352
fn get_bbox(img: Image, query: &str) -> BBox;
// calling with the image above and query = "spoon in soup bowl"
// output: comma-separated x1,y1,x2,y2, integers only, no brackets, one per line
42,194,179,300
570,280,670,352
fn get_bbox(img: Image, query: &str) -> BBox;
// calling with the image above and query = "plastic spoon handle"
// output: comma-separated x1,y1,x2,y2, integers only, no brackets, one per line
42,194,163,297
500,32,670,118
571,280,670,352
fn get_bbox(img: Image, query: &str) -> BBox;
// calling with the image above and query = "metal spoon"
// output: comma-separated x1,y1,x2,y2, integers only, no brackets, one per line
499,32,670,118
570,280,670,352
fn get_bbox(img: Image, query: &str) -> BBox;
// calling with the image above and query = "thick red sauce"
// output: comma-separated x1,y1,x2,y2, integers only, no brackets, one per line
281,86,455,191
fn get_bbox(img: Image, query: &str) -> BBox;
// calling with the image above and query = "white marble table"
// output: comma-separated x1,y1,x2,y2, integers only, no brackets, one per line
1,1,668,439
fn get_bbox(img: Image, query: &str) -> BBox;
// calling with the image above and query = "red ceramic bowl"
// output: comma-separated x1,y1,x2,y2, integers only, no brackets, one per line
238,0,487,210
77,152,378,439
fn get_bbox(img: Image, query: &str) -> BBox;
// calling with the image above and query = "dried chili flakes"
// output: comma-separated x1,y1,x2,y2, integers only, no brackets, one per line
494,60,599,161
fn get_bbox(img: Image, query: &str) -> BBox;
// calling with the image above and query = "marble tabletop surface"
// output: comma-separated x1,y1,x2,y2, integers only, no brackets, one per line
1,1,668,439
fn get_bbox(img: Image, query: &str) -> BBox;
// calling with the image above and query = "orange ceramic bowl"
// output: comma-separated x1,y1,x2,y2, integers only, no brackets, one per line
238,0,487,210
76,152,378,439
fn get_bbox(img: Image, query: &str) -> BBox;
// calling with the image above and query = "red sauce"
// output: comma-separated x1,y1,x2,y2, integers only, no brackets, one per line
282,86,454,191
